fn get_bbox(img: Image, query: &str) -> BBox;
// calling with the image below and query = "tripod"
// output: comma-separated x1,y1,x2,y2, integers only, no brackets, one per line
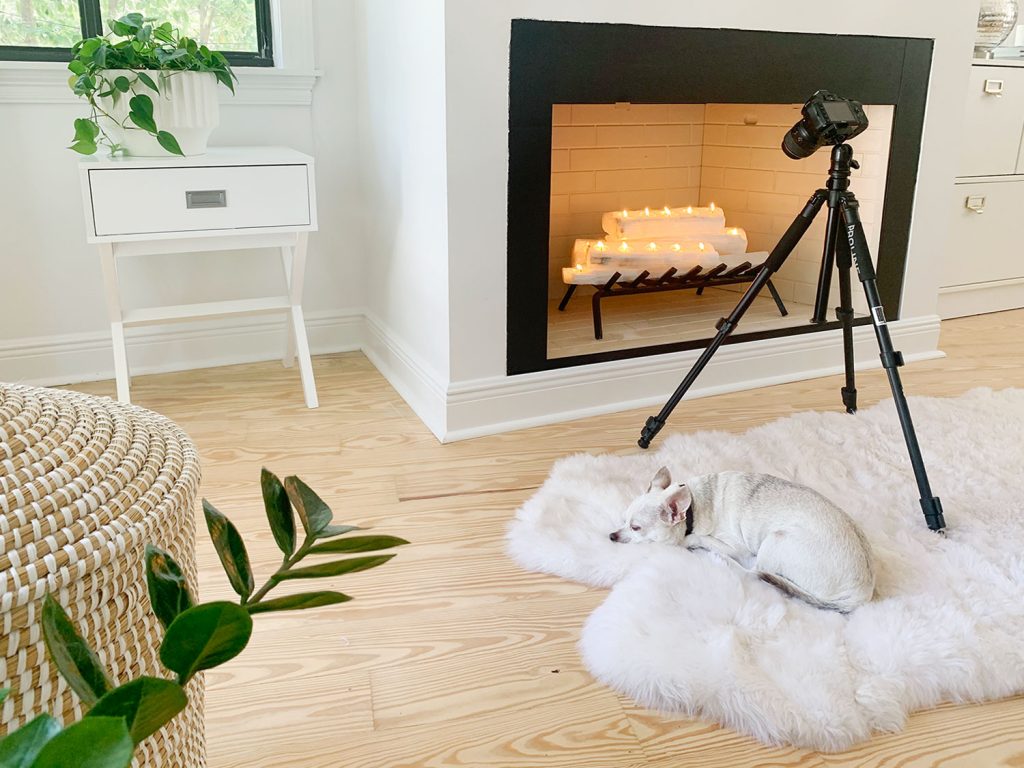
637,143,946,532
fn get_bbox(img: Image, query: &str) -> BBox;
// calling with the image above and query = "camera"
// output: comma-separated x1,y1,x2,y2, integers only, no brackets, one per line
781,90,869,160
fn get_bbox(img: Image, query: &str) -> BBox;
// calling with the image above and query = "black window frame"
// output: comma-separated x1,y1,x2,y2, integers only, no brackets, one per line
0,0,274,66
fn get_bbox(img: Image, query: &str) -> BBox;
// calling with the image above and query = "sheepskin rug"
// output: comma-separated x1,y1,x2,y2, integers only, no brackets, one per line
507,388,1024,751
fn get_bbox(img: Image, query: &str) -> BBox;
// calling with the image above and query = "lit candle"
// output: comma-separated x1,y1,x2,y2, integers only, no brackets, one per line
595,240,606,251
662,206,671,216
686,206,693,215
709,202,716,212
730,227,739,235
644,207,651,217
619,241,630,252
647,241,657,251
672,243,681,251
698,241,706,251
621,209,629,218
575,263,584,271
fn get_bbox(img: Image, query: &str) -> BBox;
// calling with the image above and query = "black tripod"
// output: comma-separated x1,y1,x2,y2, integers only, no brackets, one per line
637,142,946,532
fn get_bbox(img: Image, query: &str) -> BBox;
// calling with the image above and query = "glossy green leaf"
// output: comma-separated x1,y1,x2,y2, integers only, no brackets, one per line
117,12,144,31
156,131,184,157
113,76,130,93
315,524,364,540
41,595,112,707
160,602,253,685
73,118,98,144
214,68,235,95
0,713,61,767
277,554,395,581
128,110,157,134
136,71,158,92
145,545,193,630
31,717,133,768
67,60,86,75
261,468,295,557
247,591,352,615
283,476,333,536
202,500,254,600
307,535,409,555
108,19,133,37
128,93,153,118
86,677,187,745
68,140,97,155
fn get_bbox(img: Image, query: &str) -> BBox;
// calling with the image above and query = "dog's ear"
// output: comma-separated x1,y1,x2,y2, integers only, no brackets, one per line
648,466,672,492
659,485,692,526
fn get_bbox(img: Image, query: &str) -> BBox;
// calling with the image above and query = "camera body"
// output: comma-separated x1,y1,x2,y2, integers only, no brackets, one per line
782,90,869,159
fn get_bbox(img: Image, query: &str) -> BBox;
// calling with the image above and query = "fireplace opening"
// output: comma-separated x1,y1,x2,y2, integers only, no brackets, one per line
546,102,894,359
507,20,932,375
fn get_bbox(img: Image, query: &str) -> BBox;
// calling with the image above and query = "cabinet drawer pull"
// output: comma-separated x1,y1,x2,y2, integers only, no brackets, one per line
965,195,986,214
185,189,227,209
983,79,1004,96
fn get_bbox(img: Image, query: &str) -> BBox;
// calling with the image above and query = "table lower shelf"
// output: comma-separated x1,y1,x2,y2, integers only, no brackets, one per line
121,297,292,326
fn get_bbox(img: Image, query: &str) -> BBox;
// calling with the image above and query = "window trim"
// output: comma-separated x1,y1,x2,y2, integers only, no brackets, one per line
0,0,275,67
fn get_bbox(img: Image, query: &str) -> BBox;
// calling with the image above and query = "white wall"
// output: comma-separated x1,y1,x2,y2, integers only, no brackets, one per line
0,0,365,385
352,0,450,437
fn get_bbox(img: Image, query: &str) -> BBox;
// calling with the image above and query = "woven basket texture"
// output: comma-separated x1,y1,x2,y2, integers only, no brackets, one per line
0,383,205,767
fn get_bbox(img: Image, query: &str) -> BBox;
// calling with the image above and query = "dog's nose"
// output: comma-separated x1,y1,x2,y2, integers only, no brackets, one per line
609,531,619,542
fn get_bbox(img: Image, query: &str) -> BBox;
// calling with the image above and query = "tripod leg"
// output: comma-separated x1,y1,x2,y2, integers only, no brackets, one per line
638,191,827,449
841,201,946,532
835,228,858,413
811,201,842,324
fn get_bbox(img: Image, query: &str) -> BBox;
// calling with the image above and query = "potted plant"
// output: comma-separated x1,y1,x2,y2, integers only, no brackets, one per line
67,12,237,157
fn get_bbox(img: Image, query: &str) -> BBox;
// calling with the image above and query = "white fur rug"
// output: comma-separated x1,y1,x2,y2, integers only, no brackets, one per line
507,388,1024,751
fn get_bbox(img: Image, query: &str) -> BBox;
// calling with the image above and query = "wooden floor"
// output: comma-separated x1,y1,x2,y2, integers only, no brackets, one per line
71,309,1024,768
547,287,819,358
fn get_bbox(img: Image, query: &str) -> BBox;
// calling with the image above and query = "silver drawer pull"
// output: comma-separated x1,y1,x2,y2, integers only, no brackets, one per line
965,195,986,214
983,79,1004,96
185,189,227,209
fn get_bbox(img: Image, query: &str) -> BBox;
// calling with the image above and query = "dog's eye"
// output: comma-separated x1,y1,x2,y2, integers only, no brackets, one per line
630,524,641,532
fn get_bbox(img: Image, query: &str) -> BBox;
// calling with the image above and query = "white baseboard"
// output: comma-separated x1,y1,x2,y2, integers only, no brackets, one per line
0,312,944,445
938,278,1024,319
441,315,943,442
0,310,364,388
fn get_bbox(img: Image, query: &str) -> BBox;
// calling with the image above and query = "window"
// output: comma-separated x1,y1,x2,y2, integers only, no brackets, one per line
0,0,273,65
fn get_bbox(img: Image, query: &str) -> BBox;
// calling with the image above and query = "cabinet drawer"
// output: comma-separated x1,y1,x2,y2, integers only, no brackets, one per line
87,164,311,236
942,179,1024,287
959,66,1024,177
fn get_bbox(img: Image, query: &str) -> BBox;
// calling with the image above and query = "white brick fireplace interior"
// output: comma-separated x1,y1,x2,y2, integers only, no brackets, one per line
354,0,977,442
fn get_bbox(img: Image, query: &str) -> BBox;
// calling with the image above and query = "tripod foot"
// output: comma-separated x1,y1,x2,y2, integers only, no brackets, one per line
638,416,665,449
842,386,857,414
921,496,946,532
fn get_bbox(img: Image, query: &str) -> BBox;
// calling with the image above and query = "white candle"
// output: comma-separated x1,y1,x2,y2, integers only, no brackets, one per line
699,241,706,251
595,240,606,251
621,209,629,218
619,241,630,252
686,206,693,215
709,202,716,212
662,206,671,216
644,207,651,217
647,241,657,251
672,243,681,251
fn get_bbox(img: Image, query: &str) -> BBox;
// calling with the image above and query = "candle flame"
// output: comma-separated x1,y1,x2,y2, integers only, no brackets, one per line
709,202,716,211
595,240,606,251
619,241,630,252
672,243,681,251
662,206,671,216
686,206,693,215
644,207,650,217
699,241,706,251
621,209,629,218
647,241,657,251
730,227,739,235
575,263,584,271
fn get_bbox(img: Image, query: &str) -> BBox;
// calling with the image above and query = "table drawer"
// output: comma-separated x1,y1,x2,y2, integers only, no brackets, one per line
941,178,1024,288
87,164,311,236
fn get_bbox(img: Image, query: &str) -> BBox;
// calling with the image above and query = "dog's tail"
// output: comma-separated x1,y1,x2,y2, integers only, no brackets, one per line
757,571,851,614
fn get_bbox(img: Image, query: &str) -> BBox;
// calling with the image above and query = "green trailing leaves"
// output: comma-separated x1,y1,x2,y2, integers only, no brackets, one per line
31,717,133,768
246,591,352,615
261,468,295,557
112,76,130,93
307,535,409,555
136,71,158,92
69,118,99,155
145,545,193,630
41,595,112,707
316,524,364,540
277,555,396,581
156,131,184,157
284,476,333,537
86,677,187,745
128,94,158,134
0,714,62,767
203,500,254,601
160,602,253,685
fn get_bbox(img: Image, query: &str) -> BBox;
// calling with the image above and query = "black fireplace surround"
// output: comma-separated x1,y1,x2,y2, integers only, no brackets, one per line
507,19,933,375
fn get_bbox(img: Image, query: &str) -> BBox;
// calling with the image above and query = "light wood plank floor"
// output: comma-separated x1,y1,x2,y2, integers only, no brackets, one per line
72,309,1024,768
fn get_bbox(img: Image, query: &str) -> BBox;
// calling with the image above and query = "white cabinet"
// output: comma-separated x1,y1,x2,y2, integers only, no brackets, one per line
78,147,320,407
958,65,1024,178
941,62,1024,319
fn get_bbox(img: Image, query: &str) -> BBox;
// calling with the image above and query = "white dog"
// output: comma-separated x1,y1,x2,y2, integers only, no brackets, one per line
610,467,875,612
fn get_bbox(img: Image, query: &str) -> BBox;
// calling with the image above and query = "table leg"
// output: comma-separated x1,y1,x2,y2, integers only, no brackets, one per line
287,233,319,409
279,245,297,368
99,244,131,403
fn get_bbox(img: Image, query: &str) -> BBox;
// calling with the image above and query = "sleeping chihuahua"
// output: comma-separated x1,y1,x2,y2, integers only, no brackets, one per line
610,467,875,612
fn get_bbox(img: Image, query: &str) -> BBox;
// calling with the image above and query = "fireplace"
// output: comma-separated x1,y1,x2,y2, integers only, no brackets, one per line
508,21,932,375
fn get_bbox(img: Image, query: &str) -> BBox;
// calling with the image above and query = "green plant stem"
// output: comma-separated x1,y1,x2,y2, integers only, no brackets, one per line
244,536,316,606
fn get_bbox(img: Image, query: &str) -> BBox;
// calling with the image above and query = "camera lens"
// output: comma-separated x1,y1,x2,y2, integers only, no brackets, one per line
782,122,817,159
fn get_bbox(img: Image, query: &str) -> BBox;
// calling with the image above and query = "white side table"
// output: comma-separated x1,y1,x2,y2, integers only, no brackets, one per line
79,146,319,408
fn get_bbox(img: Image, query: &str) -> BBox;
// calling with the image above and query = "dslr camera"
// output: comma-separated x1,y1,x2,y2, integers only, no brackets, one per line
782,90,869,159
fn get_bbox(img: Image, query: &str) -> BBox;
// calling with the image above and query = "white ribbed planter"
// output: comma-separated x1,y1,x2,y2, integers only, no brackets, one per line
97,70,220,157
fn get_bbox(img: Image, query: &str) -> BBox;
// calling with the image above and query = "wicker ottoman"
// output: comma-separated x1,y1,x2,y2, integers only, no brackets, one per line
0,383,205,767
